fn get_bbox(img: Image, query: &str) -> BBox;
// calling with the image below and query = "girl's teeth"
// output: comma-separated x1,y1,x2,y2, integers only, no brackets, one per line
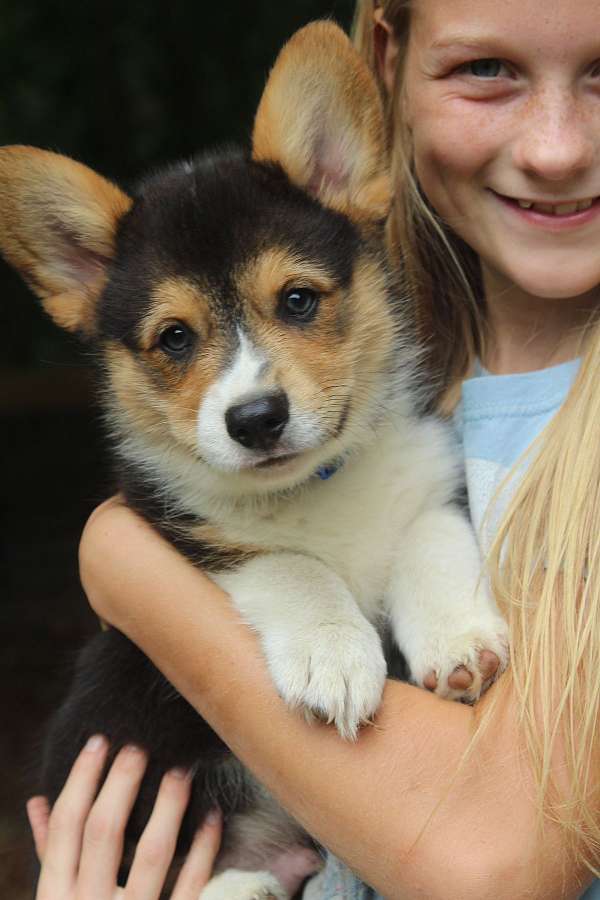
554,202,578,215
515,198,596,215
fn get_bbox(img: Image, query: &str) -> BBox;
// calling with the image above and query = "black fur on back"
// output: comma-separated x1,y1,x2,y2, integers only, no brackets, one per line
42,630,235,839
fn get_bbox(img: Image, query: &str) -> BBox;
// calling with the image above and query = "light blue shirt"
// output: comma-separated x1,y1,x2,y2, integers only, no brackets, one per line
455,359,581,555
304,360,599,899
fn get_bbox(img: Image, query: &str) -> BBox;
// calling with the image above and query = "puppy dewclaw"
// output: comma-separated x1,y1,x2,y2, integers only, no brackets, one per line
0,22,508,900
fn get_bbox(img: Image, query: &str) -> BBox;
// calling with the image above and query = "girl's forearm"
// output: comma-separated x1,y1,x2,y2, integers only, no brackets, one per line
78,500,584,900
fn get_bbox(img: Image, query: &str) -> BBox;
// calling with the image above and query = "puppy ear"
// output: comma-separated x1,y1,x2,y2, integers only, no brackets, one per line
252,21,390,221
0,146,132,336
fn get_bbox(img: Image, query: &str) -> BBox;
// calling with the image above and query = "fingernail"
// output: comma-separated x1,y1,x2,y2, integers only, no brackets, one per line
169,767,191,780
205,808,221,826
84,735,106,752
123,744,144,755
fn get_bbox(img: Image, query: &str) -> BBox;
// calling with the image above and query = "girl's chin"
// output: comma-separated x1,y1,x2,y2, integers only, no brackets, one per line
515,275,599,301
484,255,600,302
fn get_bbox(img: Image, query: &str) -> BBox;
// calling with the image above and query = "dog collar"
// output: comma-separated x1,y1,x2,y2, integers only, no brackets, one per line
315,458,345,480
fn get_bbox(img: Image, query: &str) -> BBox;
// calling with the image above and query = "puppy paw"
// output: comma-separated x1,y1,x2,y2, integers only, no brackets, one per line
200,868,288,899
264,619,387,740
407,618,509,703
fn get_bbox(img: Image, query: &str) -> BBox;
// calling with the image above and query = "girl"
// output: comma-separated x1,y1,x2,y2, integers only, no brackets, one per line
32,0,600,896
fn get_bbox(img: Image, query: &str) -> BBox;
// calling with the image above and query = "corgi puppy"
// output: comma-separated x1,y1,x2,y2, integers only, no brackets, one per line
0,22,509,900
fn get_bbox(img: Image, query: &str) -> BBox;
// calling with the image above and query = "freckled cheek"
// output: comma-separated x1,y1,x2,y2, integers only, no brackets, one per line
411,116,497,215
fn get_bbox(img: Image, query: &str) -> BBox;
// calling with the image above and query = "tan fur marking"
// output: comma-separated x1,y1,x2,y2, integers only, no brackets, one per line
217,230,395,447
139,277,212,351
236,249,393,443
0,146,131,335
104,343,167,437
234,247,354,429
184,521,262,571
236,248,335,317
168,344,229,442
264,309,354,426
120,276,233,444
105,330,232,455
343,256,397,397
291,263,391,437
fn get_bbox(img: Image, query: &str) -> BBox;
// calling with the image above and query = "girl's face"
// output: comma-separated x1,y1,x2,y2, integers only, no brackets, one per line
403,0,600,300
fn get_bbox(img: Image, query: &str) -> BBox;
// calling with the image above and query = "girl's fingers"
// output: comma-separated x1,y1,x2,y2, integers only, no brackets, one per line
35,734,109,896
124,767,193,900
76,744,148,899
170,809,223,900
26,795,50,862
30,738,218,900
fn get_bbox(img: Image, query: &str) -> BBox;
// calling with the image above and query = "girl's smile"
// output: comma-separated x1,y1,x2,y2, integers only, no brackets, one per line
492,191,600,234
404,0,600,305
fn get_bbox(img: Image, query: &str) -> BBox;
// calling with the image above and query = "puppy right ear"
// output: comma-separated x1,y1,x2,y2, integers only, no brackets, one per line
0,146,132,336
252,21,390,222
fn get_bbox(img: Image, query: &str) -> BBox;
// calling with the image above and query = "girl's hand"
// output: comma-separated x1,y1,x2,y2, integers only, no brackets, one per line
27,734,222,899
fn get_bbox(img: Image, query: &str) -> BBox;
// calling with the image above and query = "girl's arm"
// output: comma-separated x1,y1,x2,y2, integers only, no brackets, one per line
79,498,595,900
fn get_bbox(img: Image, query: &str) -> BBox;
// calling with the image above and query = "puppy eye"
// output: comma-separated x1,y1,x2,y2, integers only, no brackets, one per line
158,322,194,357
281,288,319,323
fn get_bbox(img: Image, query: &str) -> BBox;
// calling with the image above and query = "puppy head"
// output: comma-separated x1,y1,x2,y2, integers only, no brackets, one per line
0,23,402,501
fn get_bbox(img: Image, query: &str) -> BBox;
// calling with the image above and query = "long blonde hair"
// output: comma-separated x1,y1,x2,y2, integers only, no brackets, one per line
353,0,600,874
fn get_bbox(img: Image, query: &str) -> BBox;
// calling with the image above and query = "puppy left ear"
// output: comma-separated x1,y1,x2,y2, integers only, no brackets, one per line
252,21,390,221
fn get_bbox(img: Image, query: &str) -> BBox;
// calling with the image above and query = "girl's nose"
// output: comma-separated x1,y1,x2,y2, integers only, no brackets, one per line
513,88,595,183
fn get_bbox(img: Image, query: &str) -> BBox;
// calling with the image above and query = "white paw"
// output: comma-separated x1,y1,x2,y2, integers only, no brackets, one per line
263,619,387,740
200,868,288,900
406,614,509,703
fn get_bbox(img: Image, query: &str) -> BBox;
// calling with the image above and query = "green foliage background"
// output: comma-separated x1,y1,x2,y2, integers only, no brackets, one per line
0,0,354,370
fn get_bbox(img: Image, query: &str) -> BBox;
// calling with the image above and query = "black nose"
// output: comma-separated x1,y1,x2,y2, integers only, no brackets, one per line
225,392,289,451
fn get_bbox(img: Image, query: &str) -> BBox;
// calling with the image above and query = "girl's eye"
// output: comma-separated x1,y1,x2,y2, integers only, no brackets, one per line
466,58,504,79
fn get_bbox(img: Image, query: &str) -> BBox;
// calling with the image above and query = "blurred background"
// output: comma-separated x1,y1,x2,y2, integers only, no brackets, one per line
0,1,354,895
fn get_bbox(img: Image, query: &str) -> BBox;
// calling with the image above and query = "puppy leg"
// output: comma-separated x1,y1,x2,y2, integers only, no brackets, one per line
215,553,387,740
388,505,509,702
200,868,288,899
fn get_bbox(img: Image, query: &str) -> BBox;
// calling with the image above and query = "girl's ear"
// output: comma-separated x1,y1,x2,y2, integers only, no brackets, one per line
252,21,390,222
373,7,400,97
0,146,132,336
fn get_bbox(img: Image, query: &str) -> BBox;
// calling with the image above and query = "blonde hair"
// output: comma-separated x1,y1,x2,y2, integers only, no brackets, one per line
354,0,486,407
353,0,600,875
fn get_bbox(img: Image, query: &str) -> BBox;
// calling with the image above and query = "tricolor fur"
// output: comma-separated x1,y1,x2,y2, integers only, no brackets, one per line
0,22,508,899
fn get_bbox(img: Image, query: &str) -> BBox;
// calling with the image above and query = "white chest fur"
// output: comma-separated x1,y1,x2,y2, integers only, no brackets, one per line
118,407,508,740
211,414,459,618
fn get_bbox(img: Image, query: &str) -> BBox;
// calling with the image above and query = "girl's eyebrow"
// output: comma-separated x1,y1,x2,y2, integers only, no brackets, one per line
429,36,501,53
